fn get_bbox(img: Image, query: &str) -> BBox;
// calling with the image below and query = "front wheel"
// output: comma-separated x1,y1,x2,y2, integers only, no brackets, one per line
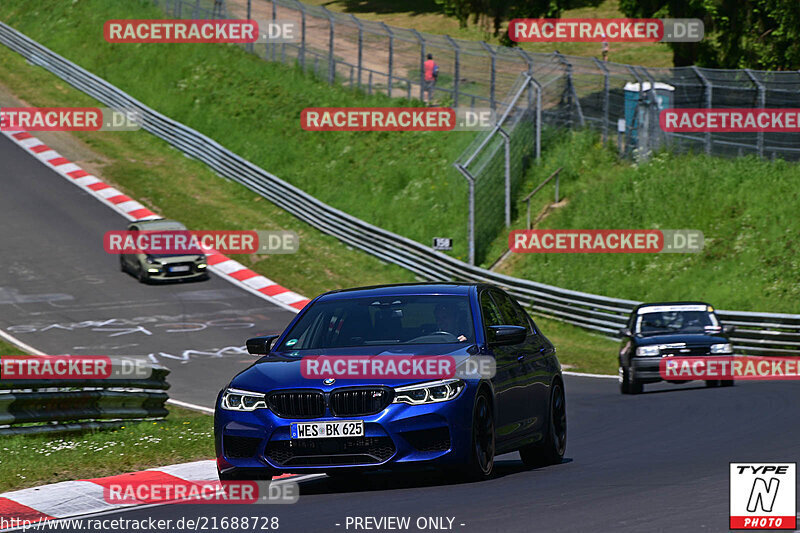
620,366,643,394
520,380,567,468
462,390,495,481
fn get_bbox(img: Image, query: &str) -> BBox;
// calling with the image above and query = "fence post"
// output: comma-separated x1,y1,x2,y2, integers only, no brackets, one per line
555,52,584,127
592,57,609,143
412,29,425,101
516,48,534,110
193,0,200,18
626,66,643,156
445,35,460,108
321,6,335,84
745,69,765,158
692,66,712,154
350,14,362,90
480,41,496,110
245,0,252,52
271,1,277,61
454,163,476,265
297,2,307,71
529,75,542,162
639,67,661,158
381,22,394,98
497,127,511,228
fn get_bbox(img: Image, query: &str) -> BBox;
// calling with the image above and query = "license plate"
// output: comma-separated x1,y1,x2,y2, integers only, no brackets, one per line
169,265,191,272
290,420,364,439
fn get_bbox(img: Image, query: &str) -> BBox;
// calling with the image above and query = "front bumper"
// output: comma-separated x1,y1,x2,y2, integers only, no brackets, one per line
630,354,732,383
214,386,476,475
143,263,207,281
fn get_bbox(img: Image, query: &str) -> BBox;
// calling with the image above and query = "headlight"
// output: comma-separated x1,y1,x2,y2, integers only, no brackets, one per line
710,343,733,354
393,379,465,405
220,388,268,411
636,345,660,356
195,255,205,262
145,255,159,265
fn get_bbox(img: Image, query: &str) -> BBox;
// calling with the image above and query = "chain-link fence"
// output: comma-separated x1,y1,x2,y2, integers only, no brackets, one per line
154,0,800,265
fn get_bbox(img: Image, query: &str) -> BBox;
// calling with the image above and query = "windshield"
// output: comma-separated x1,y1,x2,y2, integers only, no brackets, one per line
277,295,475,350
635,306,719,335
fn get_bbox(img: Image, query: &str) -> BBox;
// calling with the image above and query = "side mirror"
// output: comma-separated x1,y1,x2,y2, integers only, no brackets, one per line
619,327,632,337
488,325,527,346
722,325,736,335
246,335,280,355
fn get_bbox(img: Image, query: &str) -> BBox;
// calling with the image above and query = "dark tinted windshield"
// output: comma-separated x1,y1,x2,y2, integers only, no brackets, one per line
278,295,474,350
635,306,719,335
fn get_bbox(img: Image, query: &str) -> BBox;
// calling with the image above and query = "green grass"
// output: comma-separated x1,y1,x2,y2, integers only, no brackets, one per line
535,316,617,374
493,130,800,313
0,340,27,356
0,405,213,492
0,0,477,262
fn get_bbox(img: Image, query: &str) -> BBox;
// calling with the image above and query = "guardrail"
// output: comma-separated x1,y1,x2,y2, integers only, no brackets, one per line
0,366,170,436
1,22,796,358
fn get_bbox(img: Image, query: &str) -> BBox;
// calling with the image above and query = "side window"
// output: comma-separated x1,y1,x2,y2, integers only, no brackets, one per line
510,299,536,334
491,290,528,330
480,291,503,329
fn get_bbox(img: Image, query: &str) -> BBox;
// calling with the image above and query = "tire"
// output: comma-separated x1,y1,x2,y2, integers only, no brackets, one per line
721,380,735,387
705,379,721,388
462,389,495,481
137,264,150,284
119,257,127,273
520,380,567,468
620,366,643,395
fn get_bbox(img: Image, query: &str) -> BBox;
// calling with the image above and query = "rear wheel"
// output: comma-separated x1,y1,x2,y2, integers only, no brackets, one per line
462,390,495,481
620,366,643,395
520,380,567,468
721,380,735,387
705,380,721,388
119,257,127,273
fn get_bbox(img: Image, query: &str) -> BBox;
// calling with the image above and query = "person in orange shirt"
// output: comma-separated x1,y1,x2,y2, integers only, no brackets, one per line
423,54,439,105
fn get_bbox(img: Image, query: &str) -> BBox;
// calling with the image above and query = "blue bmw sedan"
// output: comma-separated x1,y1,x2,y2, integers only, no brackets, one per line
214,283,566,481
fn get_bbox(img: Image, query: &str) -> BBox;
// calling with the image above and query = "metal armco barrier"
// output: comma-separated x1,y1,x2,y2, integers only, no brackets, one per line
0,22,796,358
0,365,170,435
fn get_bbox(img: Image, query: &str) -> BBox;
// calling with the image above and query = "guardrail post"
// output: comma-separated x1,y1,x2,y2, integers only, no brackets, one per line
381,22,394,98
479,41,496,110
445,35,460,108
744,69,765,158
351,14,363,90
692,66,712,154
592,57,610,143
454,163,475,265
497,127,511,227
412,29,425,101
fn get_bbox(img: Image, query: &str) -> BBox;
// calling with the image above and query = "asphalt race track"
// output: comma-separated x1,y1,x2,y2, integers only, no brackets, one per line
2,134,799,532
0,134,296,407
41,376,800,532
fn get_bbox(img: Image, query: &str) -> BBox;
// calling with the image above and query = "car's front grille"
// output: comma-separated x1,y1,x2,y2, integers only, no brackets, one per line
265,437,395,466
660,345,712,356
163,262,196,276
401,427,451,452
330,388,393,417
223,435,262,458
267,391,326,418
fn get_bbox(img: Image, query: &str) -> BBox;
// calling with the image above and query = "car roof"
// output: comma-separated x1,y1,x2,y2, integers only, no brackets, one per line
317,282,479,301
128,219,186,230
632,301,712,314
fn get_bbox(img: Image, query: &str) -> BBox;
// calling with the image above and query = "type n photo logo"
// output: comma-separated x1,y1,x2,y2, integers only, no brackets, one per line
730,463,796,530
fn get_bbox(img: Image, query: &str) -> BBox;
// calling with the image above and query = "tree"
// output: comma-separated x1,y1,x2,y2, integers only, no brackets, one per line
434,0,579,38
619,0,800,69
